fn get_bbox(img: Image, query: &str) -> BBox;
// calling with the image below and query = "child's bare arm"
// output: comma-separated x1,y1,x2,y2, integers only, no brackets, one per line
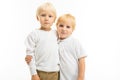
25,55,32,64
77,57,85,80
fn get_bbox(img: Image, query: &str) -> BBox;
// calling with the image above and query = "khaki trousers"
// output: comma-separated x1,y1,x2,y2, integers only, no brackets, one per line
37,70,59,80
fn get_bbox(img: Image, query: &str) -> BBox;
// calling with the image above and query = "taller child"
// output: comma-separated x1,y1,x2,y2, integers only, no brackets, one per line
25,2,59,80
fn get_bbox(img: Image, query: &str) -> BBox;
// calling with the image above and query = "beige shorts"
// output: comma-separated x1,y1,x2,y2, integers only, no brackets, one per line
37,70,59,80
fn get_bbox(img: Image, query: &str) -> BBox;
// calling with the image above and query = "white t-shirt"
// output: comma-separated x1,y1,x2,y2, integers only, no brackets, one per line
58,36,87,80
25,29,59,75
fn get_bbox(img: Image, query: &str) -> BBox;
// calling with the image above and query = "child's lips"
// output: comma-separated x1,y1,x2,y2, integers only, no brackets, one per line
61,32,66,35
44,23,49,24
44,22,50,24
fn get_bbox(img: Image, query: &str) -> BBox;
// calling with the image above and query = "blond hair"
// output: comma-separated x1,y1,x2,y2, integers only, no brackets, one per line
56,14,76,30
36,2,56,19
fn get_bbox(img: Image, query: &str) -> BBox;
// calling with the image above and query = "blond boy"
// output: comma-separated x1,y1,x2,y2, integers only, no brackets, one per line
56,14,87,80
25,2,59,80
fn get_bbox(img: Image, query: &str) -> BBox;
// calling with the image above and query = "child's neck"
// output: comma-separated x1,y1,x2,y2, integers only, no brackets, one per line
40,27,51,31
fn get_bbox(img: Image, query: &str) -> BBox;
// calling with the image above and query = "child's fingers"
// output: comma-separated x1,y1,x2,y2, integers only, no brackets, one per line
25,58,30,64
25,55,32,60
25,56,32,64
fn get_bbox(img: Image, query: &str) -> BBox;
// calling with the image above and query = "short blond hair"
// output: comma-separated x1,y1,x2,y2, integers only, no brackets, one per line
56,14,76,30
36,2,56,18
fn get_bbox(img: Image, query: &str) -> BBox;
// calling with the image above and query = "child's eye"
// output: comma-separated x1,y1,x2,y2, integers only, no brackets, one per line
66,26,71,28
41,14,46,17
59,24,64,27
49,15,53,18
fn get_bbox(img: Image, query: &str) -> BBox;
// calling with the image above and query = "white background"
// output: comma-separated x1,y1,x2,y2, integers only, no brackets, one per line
0,0,120,80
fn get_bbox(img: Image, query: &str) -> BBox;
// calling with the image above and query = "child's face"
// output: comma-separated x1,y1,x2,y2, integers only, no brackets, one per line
57,20,73,40
37,10,55,30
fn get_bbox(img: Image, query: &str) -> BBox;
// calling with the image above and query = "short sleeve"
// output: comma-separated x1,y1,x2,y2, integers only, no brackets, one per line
75,39,87,59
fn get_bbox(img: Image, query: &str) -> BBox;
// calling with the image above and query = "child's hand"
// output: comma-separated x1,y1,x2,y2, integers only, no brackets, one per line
25,55,32,64
32,74,40,80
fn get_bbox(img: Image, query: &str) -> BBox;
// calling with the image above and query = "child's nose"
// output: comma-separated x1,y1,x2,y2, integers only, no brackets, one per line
45,16,49,20
62,27,67,30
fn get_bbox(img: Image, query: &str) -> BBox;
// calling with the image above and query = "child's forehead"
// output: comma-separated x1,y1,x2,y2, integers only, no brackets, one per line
58,20,73,26
40,10,55,15
59,18,72,23
40,6,55,12
39,7,56,13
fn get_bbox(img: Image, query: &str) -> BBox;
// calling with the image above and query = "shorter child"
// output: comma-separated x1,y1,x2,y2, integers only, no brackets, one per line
56,14,87,80
25,2,59,80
